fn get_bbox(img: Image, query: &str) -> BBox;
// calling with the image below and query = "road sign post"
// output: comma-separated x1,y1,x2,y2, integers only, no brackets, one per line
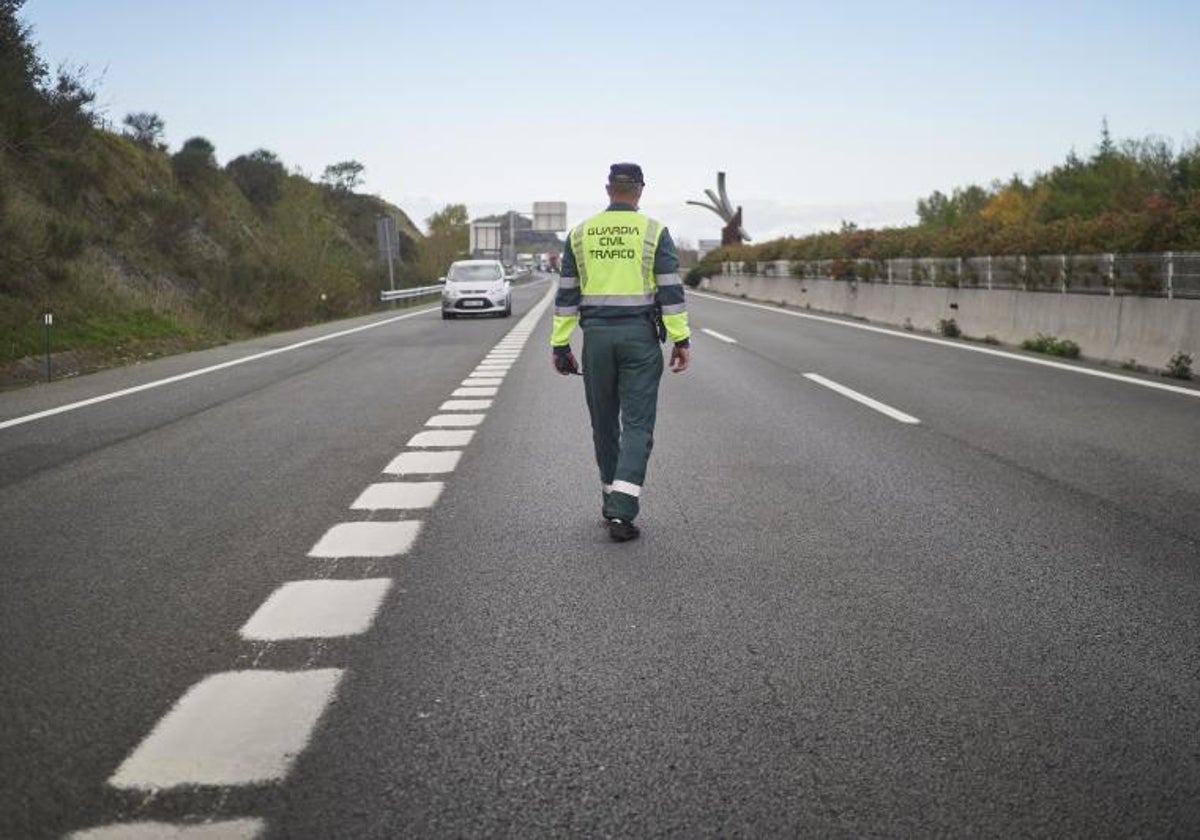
376,216,399,299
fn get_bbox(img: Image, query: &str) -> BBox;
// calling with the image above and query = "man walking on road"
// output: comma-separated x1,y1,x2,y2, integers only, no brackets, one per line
551,162,691,542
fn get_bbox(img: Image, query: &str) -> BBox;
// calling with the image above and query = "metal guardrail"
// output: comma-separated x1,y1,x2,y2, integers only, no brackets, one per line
379,269,539,303
725,251,1200,299
380,284,442,303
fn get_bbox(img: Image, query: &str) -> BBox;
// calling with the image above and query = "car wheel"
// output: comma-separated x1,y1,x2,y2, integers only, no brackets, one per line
442,311,454,320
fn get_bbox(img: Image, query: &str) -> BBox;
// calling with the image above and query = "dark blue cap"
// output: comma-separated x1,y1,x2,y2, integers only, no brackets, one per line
608,162,645,186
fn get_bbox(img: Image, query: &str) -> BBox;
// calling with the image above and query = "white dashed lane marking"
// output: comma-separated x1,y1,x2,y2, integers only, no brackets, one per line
407,429,474,448
308,521,422,558
109,670,344,789
352,481,444,509
804,373,921,425
701,328,738,344
426,414,485,427
461,378,503,387
69,820,265,840
439,399,492,411
452,386,498,397
384,450,462,474
240,579,393,640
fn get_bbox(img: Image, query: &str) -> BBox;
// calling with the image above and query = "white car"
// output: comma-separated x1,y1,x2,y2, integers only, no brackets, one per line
441,260,512,319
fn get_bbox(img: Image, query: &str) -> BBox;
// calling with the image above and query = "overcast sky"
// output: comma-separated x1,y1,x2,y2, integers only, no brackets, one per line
21,0,1200,245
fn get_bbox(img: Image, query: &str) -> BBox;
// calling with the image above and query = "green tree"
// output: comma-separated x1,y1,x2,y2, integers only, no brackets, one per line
227,148,285,207
427,203,469,236
0,0,46,147
916,190,951,226
1096,117,1116,162
123,111,165,148
172,136,217,188
0,2,96,153
417,203,469,279
1172,138,1200,198
917,185,989,228
321,160,364,193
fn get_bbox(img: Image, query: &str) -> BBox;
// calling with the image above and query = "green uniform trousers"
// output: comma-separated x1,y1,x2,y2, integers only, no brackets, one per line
581,316,664,522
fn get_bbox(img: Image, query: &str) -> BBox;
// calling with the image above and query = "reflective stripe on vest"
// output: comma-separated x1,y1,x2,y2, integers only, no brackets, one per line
573,211,664,305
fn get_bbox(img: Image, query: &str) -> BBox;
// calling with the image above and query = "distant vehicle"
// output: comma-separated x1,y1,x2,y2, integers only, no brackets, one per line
441,259,512,319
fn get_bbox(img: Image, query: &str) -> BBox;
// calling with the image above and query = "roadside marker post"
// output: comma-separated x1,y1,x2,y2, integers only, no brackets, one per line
43,313,53,382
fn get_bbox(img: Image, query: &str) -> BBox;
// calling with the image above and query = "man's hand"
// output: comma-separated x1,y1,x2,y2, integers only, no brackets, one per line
552,346,580,375
669,344,690,373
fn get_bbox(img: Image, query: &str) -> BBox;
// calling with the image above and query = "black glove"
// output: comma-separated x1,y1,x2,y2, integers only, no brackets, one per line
552,345,580,375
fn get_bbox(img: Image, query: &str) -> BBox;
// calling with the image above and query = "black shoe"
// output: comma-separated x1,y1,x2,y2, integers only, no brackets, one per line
607,519,640,542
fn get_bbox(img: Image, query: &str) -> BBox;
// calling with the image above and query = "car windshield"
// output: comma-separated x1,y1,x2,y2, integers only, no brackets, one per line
448,264,502,283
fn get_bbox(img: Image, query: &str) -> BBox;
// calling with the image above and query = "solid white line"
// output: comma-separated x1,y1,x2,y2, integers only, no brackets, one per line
109,669,344,789
804,373,921,424
240,579,393,640
701,328,738,344
691,290,1200,399
69,820,265,839
352,481,444,510
384,450,462,475
0,308,437,431
308,521,422,557
407,429,474,448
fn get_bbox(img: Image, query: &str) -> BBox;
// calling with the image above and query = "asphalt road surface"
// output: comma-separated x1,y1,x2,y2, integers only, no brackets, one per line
2,277,1198,839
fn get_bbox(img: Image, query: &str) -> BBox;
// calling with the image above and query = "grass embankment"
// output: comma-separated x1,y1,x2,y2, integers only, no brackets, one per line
1,131,425,387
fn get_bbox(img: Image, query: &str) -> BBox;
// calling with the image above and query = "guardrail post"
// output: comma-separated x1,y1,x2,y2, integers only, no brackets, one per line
1166,251,1174,299
1019,255,1028,290
987,255,993,290
887,259,893,284
1061,254,1067,293
1107,253,1116,296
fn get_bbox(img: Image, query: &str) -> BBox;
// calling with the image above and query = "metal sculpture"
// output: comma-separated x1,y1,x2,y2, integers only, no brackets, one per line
687,172,750,246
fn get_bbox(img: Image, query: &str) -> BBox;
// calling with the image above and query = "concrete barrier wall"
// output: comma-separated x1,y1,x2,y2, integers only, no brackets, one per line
701,274,1200,370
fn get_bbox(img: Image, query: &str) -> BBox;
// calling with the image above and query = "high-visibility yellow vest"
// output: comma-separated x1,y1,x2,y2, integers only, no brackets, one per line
552,209,690,347
571,210,662,304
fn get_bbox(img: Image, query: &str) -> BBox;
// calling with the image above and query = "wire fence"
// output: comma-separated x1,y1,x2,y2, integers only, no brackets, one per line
724,252,1200,298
